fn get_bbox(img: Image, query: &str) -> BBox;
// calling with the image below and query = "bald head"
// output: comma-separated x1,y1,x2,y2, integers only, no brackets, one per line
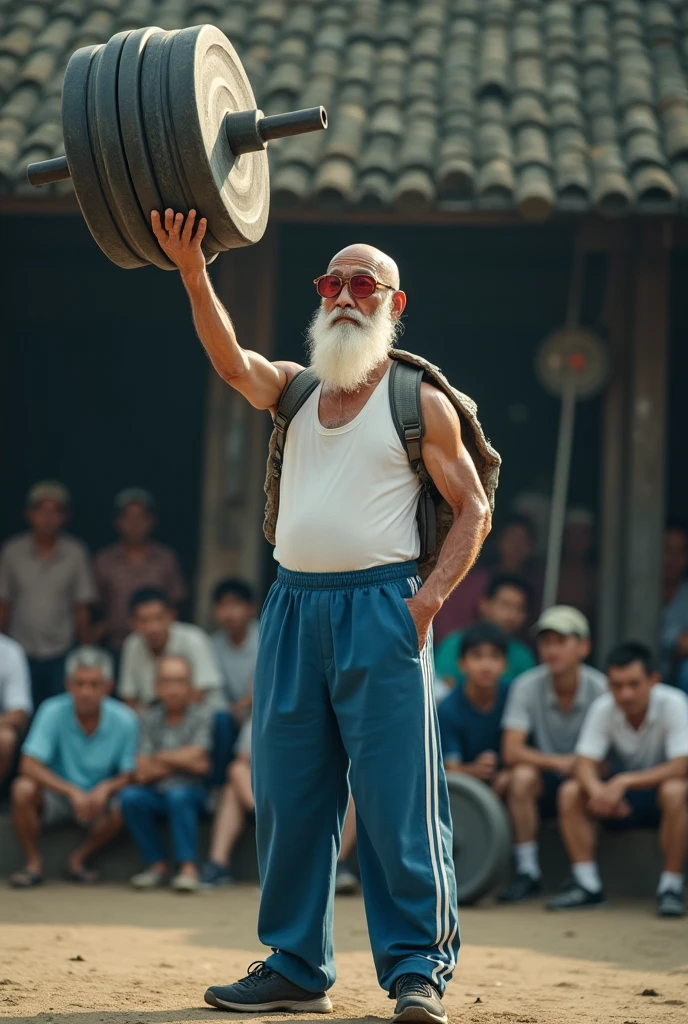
328,244,400,290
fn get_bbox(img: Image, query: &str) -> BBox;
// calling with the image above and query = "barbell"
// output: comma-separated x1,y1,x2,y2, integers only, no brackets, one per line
27,24,328,270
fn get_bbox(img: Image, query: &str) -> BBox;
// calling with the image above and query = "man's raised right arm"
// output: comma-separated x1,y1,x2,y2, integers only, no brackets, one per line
151,208,301,411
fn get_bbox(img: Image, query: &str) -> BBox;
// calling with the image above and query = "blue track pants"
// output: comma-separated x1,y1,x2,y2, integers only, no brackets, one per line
252,561,459,995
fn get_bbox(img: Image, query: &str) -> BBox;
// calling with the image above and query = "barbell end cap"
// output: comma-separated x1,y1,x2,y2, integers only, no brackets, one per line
27,155,72,187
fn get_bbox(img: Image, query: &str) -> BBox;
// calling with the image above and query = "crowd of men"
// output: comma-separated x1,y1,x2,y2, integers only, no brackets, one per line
1,480,688,915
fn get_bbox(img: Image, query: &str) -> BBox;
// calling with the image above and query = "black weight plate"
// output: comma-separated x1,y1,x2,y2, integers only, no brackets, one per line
446,772,512,904
62,44,144,269
118,28,169,257
168,25,269,250
158,29,223,258
95,29,175,270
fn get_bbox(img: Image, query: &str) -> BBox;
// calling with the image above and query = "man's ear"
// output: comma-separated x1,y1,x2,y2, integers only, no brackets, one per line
104,679,115,696
477,596,489,618
580,638,592,660
391,290,407,318
649,671,661,687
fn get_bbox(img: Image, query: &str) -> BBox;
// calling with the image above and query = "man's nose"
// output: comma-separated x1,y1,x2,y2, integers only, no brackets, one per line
334,283,355,308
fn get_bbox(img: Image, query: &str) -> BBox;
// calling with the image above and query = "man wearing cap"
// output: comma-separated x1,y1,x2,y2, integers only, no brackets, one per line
498,606,606,902
0,482,96,708
94,489,186,662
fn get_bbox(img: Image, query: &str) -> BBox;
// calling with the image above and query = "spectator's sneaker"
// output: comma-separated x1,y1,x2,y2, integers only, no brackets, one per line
335,862,360,895
546,882,606,910
171,872,200,893
657,889,685,918
497,873,542,903
204,961,332,1013
130,867,167,889
392,974,447,1024
200,861,233,889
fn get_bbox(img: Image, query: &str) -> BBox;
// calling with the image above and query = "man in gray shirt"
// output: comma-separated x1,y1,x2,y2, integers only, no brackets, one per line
120,654,212,892
0,482,95,708
498,606,606,903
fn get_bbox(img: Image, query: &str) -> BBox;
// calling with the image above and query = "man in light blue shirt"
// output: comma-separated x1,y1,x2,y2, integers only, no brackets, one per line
9,646,138,887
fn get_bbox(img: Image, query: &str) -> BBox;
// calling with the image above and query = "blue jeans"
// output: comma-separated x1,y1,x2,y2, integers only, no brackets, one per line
120,784,207,865
28,654,66,708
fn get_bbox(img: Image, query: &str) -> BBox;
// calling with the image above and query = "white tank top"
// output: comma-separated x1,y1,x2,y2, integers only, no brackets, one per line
274,366,421,572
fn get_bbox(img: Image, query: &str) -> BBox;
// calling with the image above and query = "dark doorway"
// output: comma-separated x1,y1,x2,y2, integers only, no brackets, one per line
1,214,208,592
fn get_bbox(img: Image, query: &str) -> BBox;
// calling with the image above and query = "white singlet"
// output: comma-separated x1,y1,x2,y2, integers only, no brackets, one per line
274,365,422,572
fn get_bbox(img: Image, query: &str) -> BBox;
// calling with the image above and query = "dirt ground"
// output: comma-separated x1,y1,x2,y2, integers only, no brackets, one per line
1,884,687,1024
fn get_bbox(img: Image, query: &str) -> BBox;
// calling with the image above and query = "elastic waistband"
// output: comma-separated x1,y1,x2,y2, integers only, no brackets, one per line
277,561,419,591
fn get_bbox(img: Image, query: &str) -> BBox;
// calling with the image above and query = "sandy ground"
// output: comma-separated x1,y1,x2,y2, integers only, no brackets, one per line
1,885,687,1024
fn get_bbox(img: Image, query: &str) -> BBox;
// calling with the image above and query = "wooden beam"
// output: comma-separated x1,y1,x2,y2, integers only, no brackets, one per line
622,221,670,646
193,227,277,624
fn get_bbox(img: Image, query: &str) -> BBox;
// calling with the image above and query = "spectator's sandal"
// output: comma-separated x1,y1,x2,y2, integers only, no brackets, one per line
65,867,100,885
9,869,43,888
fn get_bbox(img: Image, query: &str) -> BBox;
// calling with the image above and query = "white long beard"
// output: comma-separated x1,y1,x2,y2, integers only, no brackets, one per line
306,296,401,392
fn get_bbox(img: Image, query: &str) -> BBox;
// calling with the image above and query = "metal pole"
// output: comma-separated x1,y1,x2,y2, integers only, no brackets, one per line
542,375,578,610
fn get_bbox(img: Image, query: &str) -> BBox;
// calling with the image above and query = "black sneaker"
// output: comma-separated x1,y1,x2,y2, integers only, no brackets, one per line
392,975,447,1024
204,962,332,1013
497,872,542,903
657,889,685,918
546,882,606,910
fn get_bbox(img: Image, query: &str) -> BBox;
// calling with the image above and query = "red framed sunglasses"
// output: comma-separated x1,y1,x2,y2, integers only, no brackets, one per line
314,273,396,299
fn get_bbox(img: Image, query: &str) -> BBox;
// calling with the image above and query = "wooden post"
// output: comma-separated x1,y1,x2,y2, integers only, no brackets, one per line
622,221,671,647
597,241,632,659
194,227,278,625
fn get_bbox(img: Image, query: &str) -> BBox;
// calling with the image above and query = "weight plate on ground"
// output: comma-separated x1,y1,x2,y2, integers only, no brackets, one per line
168,25,270,250
446,772,511,904
94,30,174,269
63,44,144,269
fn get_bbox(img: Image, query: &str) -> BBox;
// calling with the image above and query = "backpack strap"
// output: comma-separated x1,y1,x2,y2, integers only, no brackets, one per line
389,360,436,492
272,367,320,477
389,360,442,560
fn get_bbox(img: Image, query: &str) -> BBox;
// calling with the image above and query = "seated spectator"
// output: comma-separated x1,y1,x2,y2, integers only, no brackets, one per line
497,606,606,903
335,799,360,895
660,523,688,690
122,655,212,892
0,481,96,708
434,575,535,688
210,578,257,725
9,647,137,887
119,588,221,709
200,719,253,888
94,488,186,659
0,634,32,793
548,643,688,917
433,515,540,644
438,623,510,796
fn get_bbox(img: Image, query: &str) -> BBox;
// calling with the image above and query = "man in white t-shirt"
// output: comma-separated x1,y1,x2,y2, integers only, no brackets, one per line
0,634,33,790
210,578,258,722
548,642,688,917
119,588,221,709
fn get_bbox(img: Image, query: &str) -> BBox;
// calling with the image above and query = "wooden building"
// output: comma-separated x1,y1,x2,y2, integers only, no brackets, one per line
2,0,688,657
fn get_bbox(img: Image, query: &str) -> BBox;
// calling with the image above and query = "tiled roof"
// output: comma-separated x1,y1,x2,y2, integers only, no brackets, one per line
1,0,688,217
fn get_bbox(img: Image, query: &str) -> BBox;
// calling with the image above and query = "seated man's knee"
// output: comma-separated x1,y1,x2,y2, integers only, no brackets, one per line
120,785,146,811
557,778,582,813
509,763,539,797
10,775,39,805
229,758,250,785
658,777,688,809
